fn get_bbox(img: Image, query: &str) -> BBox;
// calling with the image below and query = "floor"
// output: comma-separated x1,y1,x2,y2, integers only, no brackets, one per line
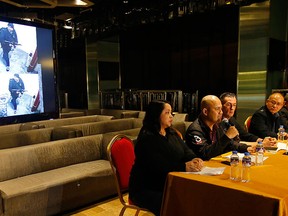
66,194,155,216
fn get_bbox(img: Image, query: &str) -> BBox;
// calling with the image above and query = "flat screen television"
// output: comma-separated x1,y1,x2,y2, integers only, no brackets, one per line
0,16,59,125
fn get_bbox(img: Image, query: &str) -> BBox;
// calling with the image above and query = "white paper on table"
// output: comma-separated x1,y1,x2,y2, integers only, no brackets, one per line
223,153,268,163
276,142,287,152
185,166,226,176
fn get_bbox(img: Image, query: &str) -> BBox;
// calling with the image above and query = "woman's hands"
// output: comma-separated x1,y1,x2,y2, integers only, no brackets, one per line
185,158,204,172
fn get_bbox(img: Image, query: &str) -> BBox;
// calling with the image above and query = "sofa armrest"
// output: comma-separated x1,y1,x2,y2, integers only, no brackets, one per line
138,111,146,119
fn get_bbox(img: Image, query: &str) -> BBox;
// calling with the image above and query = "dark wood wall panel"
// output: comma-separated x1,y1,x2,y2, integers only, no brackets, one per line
120,5,239,101
57,36,87,109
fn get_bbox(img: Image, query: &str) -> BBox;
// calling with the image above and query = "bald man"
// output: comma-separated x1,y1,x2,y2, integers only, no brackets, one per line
185,95,254,160
249,92,288,139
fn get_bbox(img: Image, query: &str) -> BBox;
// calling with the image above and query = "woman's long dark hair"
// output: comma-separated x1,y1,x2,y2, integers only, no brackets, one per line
142,100,170,134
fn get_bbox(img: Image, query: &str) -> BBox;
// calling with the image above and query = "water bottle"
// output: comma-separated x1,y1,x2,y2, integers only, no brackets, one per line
241,152,251,182
255,141,264,166
230,151,240,181
278,125,285,141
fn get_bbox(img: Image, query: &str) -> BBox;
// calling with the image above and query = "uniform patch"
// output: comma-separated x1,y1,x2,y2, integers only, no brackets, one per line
194,135,202,144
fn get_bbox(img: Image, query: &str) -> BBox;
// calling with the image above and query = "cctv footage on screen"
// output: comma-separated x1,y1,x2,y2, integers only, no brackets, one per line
0,21,44,117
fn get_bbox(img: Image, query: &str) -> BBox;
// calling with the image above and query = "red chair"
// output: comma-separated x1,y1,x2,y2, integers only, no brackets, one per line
106,134,154,216
244,116,252,132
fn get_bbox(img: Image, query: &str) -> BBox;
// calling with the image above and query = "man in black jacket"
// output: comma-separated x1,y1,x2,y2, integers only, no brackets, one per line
249,92,288,139
185,95,255,160
0,23,18,71
219,92,276,146
9,73,25,114
279,93,288,126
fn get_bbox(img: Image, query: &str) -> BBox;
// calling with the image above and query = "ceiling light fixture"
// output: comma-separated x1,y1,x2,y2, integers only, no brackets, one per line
75,0,87,6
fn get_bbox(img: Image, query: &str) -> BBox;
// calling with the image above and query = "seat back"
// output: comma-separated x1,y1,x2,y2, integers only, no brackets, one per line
244,116,252,132
107,134,135,195
107,134,155,215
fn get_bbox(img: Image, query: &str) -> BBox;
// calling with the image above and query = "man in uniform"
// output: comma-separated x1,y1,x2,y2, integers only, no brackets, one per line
249,92,288,139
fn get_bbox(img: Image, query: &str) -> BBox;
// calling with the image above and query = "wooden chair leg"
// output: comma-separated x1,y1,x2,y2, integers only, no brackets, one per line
119,206,127,216
135,209,141,216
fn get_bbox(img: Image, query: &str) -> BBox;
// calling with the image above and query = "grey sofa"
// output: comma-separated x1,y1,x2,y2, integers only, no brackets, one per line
0,134,117,216
31,114,115,128
0,114,114,135
0,119,192,215
0,118,143,150
87,109,141,119
62,118,143,136
0,117,147,215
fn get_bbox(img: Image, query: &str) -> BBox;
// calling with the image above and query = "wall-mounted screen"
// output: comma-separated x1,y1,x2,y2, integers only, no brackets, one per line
0,16,59,125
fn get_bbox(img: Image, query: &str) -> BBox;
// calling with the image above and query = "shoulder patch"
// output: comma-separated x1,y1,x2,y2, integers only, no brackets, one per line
193,135,202,144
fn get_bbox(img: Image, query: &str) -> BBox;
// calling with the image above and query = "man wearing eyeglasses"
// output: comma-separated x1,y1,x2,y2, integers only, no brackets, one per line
249,92,288,139
219,92,276,147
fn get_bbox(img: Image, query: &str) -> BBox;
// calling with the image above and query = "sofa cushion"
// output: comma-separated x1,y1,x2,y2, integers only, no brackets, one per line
50,127,83,141
138,111,146,119
121,111,140,118
0,128,53,150
64,118,139,136
19,123,44,131
60,111,85,118
132,118,143,128
173,113,189,122
31,115,113,128
172,121,192,139
0,123,21,135
100,109,124,119
105,128,140,143
0,160,115,216
0,134,104,181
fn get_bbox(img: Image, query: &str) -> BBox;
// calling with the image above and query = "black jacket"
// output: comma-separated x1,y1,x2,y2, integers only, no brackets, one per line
0,27,18,51
249,106,287,139
228,116,259,142
279,107,288,127
8,78,25,98
185,116,248,160
129,126,197,194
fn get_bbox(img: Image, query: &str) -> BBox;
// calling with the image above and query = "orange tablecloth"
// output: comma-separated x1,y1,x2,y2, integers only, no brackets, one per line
161,150,288,216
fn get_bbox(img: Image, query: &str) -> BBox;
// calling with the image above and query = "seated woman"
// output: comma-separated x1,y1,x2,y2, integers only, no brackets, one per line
129,100,204,216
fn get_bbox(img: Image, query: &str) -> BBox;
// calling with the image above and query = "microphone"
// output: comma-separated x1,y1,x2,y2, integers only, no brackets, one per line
222,118,240,141
222,118,233,129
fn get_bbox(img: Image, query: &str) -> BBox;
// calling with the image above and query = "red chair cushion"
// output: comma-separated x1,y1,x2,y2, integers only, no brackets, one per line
111,137,135,189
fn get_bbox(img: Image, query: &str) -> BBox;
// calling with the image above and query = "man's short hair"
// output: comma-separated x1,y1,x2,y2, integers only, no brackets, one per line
219,92,236,104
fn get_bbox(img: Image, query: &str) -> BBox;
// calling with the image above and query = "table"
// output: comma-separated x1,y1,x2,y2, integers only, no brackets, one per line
161,150,288,216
